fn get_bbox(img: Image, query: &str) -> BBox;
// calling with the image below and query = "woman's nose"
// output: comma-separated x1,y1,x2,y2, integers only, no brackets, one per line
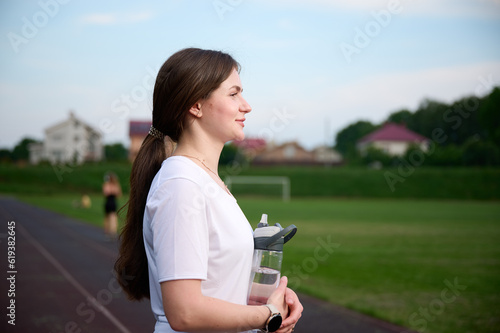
241,97,252,113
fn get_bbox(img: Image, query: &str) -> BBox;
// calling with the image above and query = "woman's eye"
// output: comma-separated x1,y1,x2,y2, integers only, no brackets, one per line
230,93,238,97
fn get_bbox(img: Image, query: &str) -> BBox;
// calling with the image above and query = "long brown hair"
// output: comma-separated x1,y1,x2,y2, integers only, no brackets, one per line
114,48,240,300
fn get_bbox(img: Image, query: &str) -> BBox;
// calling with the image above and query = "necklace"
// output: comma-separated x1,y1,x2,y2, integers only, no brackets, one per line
180,155,233,196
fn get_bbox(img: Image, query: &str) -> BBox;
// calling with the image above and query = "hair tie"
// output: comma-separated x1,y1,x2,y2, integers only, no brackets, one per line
149,125,165,141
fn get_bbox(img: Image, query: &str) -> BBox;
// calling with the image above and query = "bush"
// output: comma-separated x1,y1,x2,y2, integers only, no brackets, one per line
361,146,395,167
463,140,500,166
425,144,464,166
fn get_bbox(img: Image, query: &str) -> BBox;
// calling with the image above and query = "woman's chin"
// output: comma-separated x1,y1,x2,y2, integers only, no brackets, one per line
234,132,245,141
224,130,245,143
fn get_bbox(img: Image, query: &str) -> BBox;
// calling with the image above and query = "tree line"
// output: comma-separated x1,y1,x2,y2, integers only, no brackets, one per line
335,86,500,167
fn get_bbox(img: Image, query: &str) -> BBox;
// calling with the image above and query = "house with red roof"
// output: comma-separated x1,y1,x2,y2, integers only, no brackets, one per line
129,120,151,161
357,122,429,156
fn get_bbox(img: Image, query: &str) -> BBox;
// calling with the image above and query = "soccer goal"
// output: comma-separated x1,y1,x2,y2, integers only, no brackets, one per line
224,176,290,201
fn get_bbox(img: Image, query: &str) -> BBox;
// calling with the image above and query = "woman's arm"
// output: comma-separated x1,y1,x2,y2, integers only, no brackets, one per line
161,277,290,332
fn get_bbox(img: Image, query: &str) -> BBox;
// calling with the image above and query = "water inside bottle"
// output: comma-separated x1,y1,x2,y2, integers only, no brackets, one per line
253,267,280,285
248,267,280,305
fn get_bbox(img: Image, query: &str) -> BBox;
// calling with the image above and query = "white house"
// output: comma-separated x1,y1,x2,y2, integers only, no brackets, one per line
29,112,103,164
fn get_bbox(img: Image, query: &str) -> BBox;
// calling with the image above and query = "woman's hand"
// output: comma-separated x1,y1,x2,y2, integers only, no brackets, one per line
267,276,303,332
279,286,303,332
266,276,289,317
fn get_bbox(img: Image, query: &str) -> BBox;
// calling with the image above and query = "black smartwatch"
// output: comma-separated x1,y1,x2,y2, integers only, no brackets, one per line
264,304,282,332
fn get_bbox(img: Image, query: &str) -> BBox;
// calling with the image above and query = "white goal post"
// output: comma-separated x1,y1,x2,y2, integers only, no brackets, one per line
224,176,290,201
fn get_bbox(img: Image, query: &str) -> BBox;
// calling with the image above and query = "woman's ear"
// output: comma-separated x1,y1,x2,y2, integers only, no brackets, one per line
189,103,202,118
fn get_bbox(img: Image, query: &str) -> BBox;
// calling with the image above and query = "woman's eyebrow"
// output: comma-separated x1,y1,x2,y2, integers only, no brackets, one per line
229,85,242,92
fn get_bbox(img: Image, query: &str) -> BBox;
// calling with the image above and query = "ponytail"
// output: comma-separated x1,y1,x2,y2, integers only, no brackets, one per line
114,135,171,300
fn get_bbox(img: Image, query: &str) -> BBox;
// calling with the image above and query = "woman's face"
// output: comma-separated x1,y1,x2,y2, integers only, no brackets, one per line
199,68,252,142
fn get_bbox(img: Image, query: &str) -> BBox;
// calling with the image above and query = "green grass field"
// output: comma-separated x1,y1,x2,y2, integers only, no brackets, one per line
13,192,500,333
240,198,500,333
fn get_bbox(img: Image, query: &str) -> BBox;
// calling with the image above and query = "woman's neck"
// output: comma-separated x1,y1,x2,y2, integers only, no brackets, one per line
174,134,224,174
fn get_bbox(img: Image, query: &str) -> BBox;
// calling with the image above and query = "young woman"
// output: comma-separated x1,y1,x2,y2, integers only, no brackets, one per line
102,171,122,239
115,48,302,333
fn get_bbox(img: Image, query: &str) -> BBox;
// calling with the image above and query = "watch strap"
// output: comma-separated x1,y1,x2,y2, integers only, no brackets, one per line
265,304,279,316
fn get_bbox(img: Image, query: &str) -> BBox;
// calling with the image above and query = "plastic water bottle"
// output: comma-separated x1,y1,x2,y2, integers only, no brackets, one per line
248,214,297,305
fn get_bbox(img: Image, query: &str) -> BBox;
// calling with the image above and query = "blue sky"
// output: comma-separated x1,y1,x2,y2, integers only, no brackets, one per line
1,0,499,150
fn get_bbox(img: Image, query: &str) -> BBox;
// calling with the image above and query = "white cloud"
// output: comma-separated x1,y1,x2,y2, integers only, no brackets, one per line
81,13,117,25
402,0,500,19
258,0,500,18
80,11,154,25
128,12,154,22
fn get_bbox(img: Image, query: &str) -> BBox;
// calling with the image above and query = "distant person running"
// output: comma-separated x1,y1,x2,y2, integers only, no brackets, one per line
102,172,122,239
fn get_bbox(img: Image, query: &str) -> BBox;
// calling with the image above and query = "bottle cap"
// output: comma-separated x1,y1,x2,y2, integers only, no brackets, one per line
254,214,297,251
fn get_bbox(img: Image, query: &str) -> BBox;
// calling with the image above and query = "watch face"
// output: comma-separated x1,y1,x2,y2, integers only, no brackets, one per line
267,314,282,332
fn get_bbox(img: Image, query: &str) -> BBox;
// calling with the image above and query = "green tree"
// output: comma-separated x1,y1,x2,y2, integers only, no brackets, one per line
104,143,128,161
410,95,487,147
387,109,412,125
445,96,485,146
0,149,12,163
462,139,500,166
409,99,448,141
335,120,377,157
478,87,500,146
11,137,38,161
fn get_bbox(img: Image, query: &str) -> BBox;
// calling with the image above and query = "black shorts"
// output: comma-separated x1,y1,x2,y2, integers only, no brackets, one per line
105,195,117,214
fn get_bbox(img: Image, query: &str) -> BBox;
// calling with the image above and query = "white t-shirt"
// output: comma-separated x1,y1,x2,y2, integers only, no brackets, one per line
143,156,254,333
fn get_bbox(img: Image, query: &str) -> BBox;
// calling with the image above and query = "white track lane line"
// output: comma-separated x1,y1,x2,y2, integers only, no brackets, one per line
17,222,132,333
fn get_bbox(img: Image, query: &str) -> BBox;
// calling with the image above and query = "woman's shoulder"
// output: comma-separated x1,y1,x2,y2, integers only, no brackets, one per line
155,156,207,187
147,157,208,203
